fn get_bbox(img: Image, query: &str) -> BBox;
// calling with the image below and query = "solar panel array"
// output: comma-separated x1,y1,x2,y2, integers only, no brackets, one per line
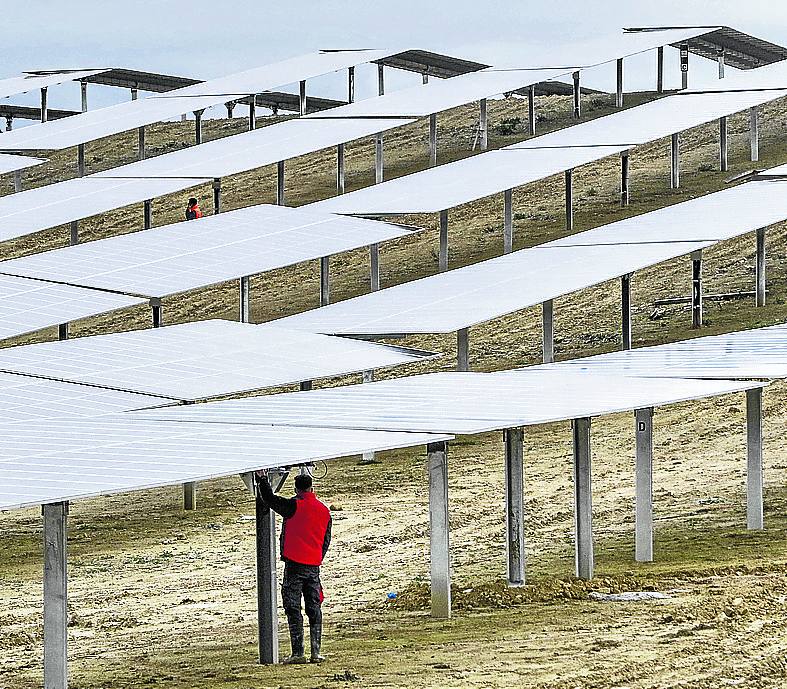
0,153,44,175
0,69,107,100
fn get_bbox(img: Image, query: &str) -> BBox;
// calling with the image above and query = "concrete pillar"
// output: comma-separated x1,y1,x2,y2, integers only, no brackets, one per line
572,71,581,118
746,388,764,530
143,199,153,230
299,79,307,116
670,133,680,189
756,227,766,307
750,107,759,162
621,273,632,350
43,501,68,689
249,98,256,131
456,328,469,372
438,209,448,272
503,188,513,254
620,150,630,206
77,144,86,177
429,113,437,167
256,488,279,664
370,243,380,292
347,66,355,103
40,87,48,123
542,299,554,364
183,482,196,511
377,63,385,96
719,116,728,172
691,249,703,329
528,85,536,135
565,169,574,232
361,370,376,463
239,275,251,323
13,170,22,193
375,133,384,183
320,256,330,306
479,98,488,151
80,81,88,112
212,177,222,215
194,109,204,145
504,428,525,586
718,48,726,79
615,58,624,108
276,161,285,206
572,417,593,580
138,125,146,161
656,47,664,94
427,441,451,618
336,143,345,195
634,407,654,562
680,44,689,90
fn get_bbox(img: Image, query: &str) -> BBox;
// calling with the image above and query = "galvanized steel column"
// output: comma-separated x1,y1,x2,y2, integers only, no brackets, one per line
43,501,68,689
256,486,279,663
528,85,536,135
565,169,573,232
756,227,766,307
347,66,355,103
183,482,197,510
143,199,153,230
542,299,554,364
718,48,726,79
320,257,330,306
276,161,285,206
299,79,307,116
138,125,146,161
479,98,488,151
572,71,581,118
13,170,22,192
77,144,86,177
370,243,380,292
656,47,664,93
427,441,451,618
377,63,385,96
375,133,384,183
750,107,759,162
194,109,204,145
572,417,593,580
719,116,728,172
746,388,764,530
456,328,469,371
40,87,48,123
615,58,624,108
691,249,703,329
680,44,689,90
80,80,88,112
621,273,632,350
503,188,513,254
634,407,654,562
336,144,345,195
620,150,630,206
213,177,222,214
438,210,449,272
239,276,251,323
670,133,680,189
429,113,438,167
504,428,526,586
249,97,257,131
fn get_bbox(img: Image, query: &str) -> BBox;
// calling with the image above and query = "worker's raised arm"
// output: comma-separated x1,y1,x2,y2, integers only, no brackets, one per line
255,471,296,519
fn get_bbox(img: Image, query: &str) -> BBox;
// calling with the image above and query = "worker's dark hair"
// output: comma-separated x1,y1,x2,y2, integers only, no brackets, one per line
294,473,313,492
188,197,198,206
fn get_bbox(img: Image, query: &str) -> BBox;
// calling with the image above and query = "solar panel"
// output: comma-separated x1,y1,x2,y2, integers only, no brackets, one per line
543,323,787,380
278,179,787,336
0,69,107,100
0,153,44,175
0,419,451,511
0,320,436,400
0,203,419,297
133,370,763,434
0,274,145,341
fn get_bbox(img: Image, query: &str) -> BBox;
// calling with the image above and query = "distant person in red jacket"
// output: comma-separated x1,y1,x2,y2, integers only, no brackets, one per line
256,470,332,664
185,197,203,220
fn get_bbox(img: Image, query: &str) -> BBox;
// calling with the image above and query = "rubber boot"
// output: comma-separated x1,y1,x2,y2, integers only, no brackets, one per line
310,623,325,663
282,622,307,664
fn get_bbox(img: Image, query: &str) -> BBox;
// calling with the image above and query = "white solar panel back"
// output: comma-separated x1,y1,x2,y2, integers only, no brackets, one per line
0,153,44,175
0,69,107,100
0,203,419,297
684,56,787,93
543,323,787,380
134,370,762,434
0,274,144,341
0,419,451,511
279,179,787,336
0,320,435,400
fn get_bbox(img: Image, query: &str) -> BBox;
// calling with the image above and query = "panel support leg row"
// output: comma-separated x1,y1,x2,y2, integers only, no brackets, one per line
572,417,593,580
503,188,513,254
565,169,573,232
276,161,285,206
369,243,380,292
542,299,554,364
620,150,630,206
504,428,526,586
691,249,703,329
756,227,766,307
456,328,469,372
239,275,251,323
635,407,654,562
615,58,624,108
528,85,536,135
479,98,488,151
621,273,632,350
256,490,279,664
428,113,437,167
746,388,764,530
438,209,449,272
719,116,728,172
572,71,581,119
336,143,345,195
43,501,68,689
750,106,759,162
320,256,330,306
670,133,680,189
427,441,451,618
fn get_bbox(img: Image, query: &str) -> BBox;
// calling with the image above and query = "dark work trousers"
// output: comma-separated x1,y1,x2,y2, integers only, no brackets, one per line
282,560,323,656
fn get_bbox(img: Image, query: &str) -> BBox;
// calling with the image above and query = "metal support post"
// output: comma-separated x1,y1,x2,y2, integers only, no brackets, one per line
239,275,251,323
151,299,163,328
131,87,138,101
43,501,68,689
620,150,630,206
320,256,330,306
572,417,593,580
634,408,654,562
503,188,513,254
615,58,624,107
504,428,525,586
40,87,48,122
143,199,153,230
336,143,345,195
656,47,664,93
670,133,680,189
691,249,703,329
528,85,536,135
429,113,437,167
299,381,313,392
719,116,728,172
347,66,355,103
77,144,86,177
456,328,469,372
58,323,69,341
276,161,285,206
718,49,726,79
375,133,384,183
226,101,235,119
5,115,12,132
542,299,554,364
183,482,196,511
194,109,204,145
680,44,689,90
746,388,764,530
479,98,488,151
13,170,22,193
750,107,760,162
249,98,256,131
212,178,221,214
299,79,307,116
438,209,449,272
370,243,380,292
621,273,632,350
80,80,88,112
756,227,766,307
427,441,451,618
565,169,573,232
138,125,146,161
377,63,385,96
572,71,581,118
256,486,279,664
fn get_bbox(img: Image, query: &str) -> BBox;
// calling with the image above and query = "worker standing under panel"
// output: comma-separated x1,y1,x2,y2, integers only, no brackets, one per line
185,197,203,220
256,470,332,664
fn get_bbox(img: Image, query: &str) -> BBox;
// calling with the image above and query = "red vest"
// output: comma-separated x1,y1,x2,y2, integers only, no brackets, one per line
282,492,331,566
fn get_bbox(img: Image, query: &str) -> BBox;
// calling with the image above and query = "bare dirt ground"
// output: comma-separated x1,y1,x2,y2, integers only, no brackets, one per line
0,89,786,689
